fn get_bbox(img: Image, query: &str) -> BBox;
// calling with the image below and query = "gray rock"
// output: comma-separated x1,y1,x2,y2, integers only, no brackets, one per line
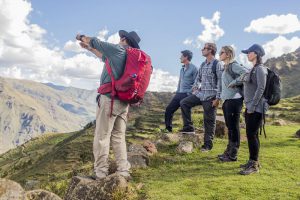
127,152,149,168
215,119,228,138
128,144,148,157
64,174,128,200
179,133,202,147
25,189,62,200
272,119,287,126
24,180,40,190
161,133,180,143
0,178,25,200
176,141,194,153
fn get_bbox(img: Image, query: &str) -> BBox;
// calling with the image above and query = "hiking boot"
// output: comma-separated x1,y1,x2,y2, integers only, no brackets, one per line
218,154,237,162
179,127,195,134
239,160,259,175
200,145,212,152
240,160,261,169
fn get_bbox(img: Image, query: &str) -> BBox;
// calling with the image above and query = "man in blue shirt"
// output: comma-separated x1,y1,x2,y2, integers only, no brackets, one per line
164,50,198,132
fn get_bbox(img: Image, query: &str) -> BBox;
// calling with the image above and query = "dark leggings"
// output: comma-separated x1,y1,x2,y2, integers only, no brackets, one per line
222,98,243,146
245,110,263,161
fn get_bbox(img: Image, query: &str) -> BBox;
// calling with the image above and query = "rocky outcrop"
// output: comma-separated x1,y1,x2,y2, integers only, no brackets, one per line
0,179,61,200
64,174,130,200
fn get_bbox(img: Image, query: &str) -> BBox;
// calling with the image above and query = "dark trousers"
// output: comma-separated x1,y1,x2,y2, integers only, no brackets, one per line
180,94,216,148
165,93,188,131
245,110,263,161
222,98,243,158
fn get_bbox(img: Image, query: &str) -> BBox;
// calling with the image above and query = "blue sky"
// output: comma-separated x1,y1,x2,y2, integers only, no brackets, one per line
1,0,300,91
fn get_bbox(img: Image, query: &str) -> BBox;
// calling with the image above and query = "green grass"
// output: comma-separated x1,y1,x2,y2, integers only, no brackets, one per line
132,125,300,200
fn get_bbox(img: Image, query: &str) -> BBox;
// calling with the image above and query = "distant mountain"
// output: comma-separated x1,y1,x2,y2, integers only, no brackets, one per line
264,48,300,97
0,77,97,154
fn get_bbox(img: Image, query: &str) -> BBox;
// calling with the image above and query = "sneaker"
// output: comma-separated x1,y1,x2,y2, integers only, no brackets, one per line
179,128,195,134
240,160,261,169
217,149,229,159
200,145,212,152
239,160,259,175
218,154,237,162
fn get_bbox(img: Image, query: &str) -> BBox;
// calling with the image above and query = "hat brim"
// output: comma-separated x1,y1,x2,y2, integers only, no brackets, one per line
241,50,249,54
119,30,140,49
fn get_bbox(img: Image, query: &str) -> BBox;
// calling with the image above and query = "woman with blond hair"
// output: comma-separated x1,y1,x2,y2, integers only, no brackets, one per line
218,46,247,162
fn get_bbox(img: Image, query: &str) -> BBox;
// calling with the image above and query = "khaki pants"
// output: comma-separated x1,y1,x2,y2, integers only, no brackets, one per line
93,95,130,177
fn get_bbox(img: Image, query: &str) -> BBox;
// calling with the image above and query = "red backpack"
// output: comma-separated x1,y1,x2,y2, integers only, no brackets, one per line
98,47,152,115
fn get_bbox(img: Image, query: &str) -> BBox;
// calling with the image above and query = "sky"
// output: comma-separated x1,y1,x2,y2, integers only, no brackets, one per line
1,0,300,91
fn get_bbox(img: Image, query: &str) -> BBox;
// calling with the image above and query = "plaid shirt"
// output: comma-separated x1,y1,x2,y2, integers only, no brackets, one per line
193,58,223,101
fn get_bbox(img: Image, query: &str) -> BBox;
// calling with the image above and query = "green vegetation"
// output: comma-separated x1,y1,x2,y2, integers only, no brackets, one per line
0,93,299,199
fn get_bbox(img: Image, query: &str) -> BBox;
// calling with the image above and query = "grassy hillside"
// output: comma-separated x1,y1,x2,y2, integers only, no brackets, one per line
0,93,299,199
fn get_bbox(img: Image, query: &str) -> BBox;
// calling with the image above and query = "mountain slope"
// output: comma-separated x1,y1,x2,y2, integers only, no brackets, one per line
264,48,300,97
0,77,97,154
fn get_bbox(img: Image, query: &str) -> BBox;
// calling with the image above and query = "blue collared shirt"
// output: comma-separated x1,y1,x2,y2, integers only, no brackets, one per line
176,63,198,94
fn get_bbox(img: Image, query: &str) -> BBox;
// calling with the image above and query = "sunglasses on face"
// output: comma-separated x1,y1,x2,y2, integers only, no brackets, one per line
219,51,226,55
202,47,211,51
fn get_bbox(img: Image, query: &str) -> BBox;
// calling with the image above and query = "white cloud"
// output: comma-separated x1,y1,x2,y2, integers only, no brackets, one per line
63,40,85,53
244,14,300,34
197,11,224,45
0,0,111,89
262,35,300,60
183,38,193,45
184,11,224,48
0,0,181,92
148,69,178,92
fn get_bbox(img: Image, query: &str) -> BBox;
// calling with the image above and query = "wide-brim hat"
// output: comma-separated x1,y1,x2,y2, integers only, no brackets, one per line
119,30,140,49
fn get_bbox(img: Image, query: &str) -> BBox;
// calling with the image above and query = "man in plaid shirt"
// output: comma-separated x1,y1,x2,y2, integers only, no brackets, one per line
179,43,223,152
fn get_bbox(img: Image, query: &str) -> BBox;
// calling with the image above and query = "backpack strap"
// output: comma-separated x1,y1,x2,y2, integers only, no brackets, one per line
104,59,116,117
212,59,218,80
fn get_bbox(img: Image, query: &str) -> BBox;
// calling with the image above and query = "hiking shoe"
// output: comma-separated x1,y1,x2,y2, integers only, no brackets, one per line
200,145,212,152
239,160,259,175
179,128,195,134
218,154,237,162
240,160,261,169
217,149,229,158
161,128,172,133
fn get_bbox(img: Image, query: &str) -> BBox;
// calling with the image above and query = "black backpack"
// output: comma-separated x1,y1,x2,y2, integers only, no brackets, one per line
260,67,281,138
263,68,281,106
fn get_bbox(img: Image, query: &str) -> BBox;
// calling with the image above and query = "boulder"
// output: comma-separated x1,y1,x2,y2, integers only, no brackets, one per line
176,141,193,153
215,119,228,138
0,178,25,200
127,152,149,168
65,174,128,200
160,133,180,143
25,189,62,200
179,133,202,147
295,129,300,138
143,140,158,154
128,144,148,157
272,119,287,126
